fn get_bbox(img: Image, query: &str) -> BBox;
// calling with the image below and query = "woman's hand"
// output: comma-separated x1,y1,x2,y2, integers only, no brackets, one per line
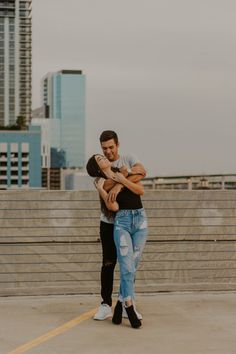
112,172,127,184
94,177,105,190
107,183,123,203
94,177,119,212
119,165,129,177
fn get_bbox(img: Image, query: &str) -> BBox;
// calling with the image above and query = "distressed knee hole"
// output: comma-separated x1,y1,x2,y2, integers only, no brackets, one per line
133,246,140,259
120,234,128,256
104,260,116,267
139,220,147,229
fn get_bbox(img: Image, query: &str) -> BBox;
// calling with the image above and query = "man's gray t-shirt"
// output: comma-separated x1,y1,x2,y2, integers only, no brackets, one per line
100,153,140,224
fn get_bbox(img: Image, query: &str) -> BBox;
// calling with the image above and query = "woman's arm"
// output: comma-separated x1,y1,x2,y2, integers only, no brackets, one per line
94,178,119,212
112,172,144,195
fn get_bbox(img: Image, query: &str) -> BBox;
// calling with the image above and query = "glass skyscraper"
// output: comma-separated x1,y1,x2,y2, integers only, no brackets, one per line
0,0,32,126
43,70,86,168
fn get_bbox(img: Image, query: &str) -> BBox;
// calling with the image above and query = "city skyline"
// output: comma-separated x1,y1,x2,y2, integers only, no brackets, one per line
32,0,236,177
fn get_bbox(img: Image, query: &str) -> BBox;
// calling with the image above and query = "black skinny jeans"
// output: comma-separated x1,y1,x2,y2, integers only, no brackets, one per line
100,221,117,306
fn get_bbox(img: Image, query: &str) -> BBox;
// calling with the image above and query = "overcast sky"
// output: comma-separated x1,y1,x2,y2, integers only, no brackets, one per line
32,0,236,177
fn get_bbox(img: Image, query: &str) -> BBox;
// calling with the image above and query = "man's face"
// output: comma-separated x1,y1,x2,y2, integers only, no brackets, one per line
100,138,119,162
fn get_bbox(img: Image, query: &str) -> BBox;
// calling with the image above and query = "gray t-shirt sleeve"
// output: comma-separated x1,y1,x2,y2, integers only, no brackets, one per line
125,153,140,168
111,153,141,169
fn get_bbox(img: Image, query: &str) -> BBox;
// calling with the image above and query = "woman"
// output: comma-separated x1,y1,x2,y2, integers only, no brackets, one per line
86,154,148,329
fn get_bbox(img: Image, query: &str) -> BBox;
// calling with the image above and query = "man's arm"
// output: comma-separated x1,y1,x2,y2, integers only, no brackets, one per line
112,172,144,196
105,163,146,203
103,171,143,193
130,163,146,178
104,162,146,191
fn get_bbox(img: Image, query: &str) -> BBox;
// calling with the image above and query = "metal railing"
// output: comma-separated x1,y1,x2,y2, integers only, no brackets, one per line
143,173,236,190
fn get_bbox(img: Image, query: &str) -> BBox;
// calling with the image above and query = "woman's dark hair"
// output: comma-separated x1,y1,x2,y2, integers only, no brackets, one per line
86,155,105,177
86,154,119,177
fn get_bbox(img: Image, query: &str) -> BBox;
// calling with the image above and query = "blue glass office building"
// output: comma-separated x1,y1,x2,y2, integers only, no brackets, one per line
0,126,41,189
43,70,86,168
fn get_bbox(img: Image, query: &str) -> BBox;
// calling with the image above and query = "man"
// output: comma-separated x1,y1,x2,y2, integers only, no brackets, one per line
93,130,146,320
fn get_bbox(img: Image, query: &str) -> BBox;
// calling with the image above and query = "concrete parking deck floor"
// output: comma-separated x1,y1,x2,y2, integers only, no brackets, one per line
0,292,236,354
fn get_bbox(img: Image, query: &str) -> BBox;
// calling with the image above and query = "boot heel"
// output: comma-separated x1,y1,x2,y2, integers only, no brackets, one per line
126,305,142,328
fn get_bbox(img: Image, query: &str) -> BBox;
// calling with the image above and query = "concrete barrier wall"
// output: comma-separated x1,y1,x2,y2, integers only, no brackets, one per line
0,190,236,296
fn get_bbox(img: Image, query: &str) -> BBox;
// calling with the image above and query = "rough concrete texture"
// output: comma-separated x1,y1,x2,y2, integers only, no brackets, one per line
0,292,236,354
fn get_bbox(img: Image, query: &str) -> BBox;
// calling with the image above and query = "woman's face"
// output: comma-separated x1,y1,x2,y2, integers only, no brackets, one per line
95,155,111,170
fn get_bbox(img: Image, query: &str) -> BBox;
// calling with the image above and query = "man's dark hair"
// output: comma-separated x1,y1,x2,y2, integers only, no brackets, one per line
99,130,119,145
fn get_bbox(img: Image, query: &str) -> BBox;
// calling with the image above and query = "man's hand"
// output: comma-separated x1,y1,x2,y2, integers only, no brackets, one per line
131,163,146,178
107,183,123,203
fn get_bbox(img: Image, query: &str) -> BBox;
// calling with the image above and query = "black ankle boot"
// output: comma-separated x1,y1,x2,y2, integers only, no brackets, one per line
126,305,142,328
112,301,123,325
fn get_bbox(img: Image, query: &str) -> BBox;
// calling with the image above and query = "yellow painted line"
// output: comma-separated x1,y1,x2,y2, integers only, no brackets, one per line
7,308,97,354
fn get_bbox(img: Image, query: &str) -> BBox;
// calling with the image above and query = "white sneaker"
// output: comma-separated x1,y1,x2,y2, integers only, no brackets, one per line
122,306,143,320
93,304,112,320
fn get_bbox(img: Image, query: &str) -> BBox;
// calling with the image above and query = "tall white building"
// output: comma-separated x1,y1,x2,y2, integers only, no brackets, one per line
0,0,32,126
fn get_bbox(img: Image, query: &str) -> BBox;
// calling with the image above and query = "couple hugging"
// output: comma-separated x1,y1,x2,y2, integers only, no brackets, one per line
86,130,148,329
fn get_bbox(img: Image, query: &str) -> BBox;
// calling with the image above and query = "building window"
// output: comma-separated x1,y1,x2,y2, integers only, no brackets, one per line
20,11,27,17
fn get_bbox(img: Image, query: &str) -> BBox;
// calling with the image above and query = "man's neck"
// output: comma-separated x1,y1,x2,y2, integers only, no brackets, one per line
110,154,120,163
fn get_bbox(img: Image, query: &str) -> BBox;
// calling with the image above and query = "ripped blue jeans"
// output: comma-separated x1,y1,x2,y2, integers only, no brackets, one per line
114,208,148,302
